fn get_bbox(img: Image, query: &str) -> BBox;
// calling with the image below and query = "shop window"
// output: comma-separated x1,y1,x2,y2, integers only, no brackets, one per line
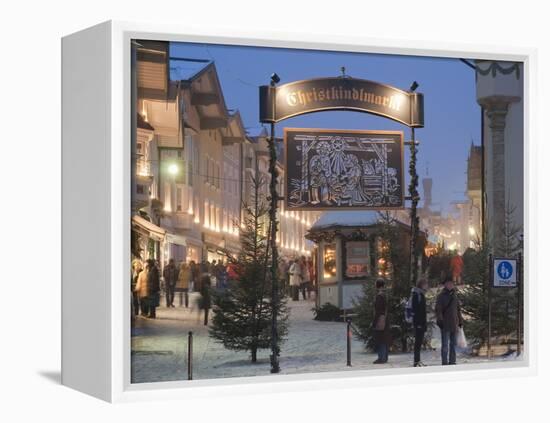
323,243,337,279
345,241,369,278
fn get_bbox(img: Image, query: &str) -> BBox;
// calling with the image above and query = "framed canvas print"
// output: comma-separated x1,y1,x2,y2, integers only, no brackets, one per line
61,21,536,402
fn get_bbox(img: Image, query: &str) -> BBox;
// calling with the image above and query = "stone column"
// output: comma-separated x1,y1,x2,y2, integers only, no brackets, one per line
478,96,518,249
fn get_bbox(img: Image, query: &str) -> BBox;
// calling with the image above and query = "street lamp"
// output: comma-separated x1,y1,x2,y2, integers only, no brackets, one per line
167,163,179,175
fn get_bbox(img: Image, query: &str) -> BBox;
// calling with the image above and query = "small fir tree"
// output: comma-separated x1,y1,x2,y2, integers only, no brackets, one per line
209,176,288,363
459,202,523,353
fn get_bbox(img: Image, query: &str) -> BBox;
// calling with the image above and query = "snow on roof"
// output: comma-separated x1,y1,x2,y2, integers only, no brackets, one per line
310,210,408,230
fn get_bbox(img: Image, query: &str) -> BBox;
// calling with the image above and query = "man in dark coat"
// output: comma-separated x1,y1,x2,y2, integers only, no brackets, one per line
412,278,428,367
163,258,178,308
146,259,160,319
199,273,212,326
435,273,464,365
373,279,389,364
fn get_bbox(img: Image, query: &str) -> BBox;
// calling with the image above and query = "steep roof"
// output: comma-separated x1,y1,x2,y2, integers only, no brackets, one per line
170,60,212,82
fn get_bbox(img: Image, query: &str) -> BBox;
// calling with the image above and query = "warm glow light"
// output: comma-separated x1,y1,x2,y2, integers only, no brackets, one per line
167,163,178,175
469,226,475,235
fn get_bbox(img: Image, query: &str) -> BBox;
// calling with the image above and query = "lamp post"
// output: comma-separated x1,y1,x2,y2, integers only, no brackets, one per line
268,73,281,374
408,81,421,287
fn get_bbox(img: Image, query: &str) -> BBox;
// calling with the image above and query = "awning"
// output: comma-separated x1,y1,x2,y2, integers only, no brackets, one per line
166,233,187,246
132,215,166,241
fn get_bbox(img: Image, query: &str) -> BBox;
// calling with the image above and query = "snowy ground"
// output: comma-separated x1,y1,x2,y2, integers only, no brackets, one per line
131,293,517,383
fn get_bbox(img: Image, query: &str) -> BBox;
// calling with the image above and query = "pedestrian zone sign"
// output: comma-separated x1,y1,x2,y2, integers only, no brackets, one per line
493,258,518,288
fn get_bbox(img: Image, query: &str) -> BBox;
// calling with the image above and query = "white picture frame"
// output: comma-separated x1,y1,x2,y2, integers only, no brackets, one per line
61,20,537,403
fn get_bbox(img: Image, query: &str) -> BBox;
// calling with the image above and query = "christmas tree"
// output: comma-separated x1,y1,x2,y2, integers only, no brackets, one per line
460,202,522,353
209,176,288,363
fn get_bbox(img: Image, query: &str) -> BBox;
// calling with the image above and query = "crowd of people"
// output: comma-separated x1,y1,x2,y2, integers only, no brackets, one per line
131,255,318,323
371,272,464,367
131,258,235,324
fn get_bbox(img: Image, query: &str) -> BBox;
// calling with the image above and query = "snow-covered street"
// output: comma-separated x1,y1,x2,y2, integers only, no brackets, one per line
131,293,517,383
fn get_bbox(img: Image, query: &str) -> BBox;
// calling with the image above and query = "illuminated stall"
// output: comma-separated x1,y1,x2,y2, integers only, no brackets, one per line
306,211,426,310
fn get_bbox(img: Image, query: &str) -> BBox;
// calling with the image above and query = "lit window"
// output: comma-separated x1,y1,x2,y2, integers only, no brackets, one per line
345,241,369,278
323,243,337,279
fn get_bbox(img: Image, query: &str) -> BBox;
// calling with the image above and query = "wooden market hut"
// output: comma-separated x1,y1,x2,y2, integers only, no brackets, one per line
306,211,426,310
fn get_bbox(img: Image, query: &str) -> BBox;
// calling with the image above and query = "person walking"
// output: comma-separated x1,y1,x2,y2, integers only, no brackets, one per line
373,279,389,364
288,258,302,301
147,259,160,319
135,262,149,317
299,256,310,300
435,273,464,365
176,262,191,308
199,272,212,325
412,278,428,367
163,258,178,308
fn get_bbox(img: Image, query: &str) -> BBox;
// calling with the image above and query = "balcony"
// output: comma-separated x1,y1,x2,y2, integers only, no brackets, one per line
173,212,194,230
134,173,154,210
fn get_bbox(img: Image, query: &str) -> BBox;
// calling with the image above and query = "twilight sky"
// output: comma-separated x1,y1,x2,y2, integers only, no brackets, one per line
170,42,481,214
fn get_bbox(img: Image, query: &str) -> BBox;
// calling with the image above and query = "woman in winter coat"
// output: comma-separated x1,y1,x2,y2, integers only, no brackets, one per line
412,278,428,367
372,278,390,364
135,264,149,317
288,258,302,301
176,262,191,308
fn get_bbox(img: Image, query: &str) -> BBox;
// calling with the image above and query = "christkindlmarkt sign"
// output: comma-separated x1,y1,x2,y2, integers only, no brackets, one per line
284,128,404,210
260,77,424,127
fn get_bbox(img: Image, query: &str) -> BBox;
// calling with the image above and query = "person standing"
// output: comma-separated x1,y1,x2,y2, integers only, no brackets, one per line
131,260,143,316
215,259,225,289
227,261,239,282
189,260,198,292
288,258,302,301
450,253,464,285
306,257,314,299
435,274,464,365
412,278,428,367
147,259,160,319
176,262,191,308
373,279,389,364
199,272,212,325
135,262,149,317
163,258,178,308
299,256,310,300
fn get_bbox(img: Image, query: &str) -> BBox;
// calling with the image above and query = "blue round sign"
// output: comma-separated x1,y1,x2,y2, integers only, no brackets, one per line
497,261,513,280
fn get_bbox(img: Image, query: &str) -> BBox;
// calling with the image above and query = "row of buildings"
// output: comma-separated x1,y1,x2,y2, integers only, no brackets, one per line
418,59,523,255
131,40,319,266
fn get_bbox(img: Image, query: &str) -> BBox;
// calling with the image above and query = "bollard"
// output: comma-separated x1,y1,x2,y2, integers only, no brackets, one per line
188,331,193,380
346,319,352,367
340,313,357,367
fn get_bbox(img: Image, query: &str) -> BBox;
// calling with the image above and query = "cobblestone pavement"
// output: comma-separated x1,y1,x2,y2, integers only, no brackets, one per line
131,293,518,383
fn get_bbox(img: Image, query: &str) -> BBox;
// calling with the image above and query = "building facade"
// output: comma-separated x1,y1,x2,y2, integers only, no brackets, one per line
131,41,320,267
